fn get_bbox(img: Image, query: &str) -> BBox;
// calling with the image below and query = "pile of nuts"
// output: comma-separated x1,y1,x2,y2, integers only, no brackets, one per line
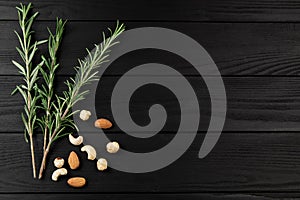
51,110,120,188
51,150,87,188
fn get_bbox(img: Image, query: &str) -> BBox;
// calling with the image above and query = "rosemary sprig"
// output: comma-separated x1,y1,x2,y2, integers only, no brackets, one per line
36,18,66,171
12,3,47,178
38,22,125,179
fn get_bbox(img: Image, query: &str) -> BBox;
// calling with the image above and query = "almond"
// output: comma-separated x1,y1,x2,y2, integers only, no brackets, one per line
68,151,80,170
67,177,86,188
94,118,112,129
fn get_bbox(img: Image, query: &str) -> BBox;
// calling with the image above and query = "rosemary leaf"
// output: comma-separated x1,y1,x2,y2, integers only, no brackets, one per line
38,22,125,179
12,3,47,179
35,18,66,169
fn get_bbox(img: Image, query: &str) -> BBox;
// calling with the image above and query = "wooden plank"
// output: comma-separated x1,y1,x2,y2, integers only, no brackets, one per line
2,132,300,192
2,76,300,133
1,0,300,22
0,0,205,21
0,193,291,200
2,21,300,76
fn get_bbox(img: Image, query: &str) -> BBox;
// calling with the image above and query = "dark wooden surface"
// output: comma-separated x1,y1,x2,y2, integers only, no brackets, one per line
1,0,300,199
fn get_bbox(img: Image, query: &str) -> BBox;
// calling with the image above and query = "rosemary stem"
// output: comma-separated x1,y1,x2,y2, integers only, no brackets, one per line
42,57,56,155
38,142,50,179
29,133,36,178
38,22,124,179
39,104,69,179
42,124,48,165
13,3,47,179
39,20,66,174
22,5,35,178
39,120,61,179
28,96,36,178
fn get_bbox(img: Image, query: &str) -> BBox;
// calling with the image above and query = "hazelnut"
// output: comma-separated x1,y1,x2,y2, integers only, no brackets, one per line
79,110,91,121
53,157,65,168
106,141,120,153
97,158,108,171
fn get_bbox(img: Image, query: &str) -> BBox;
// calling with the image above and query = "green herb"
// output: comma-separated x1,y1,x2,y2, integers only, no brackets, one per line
38,22,125,179
13,3,125,179
12,3,47,178
36,18,66,172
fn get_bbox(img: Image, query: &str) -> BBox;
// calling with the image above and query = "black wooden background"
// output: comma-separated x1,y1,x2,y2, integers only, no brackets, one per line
2,0,300,199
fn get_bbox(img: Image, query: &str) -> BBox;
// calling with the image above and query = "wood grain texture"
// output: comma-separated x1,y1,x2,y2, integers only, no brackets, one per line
2,132,300,192
1,0,300,198
2,21,300,76
0,193,294,200
2,0,300,22
1,76,300,133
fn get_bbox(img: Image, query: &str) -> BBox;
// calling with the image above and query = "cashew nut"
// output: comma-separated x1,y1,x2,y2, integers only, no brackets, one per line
53,157,64,168
51,168,68,181
81,145,97,160
106,141,120,153
97,158,108,171
69,134,83,146
79,110,91,121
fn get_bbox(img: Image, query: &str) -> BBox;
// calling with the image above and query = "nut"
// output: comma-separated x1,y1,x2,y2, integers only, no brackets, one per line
53,157,64,168
97,158,108,171
68,151,80,170
94,118,112,129
69,134,83,146
51,168,68,181
106,141,120,153
67,177,86,188
79,110,91,121
81,145,97,160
